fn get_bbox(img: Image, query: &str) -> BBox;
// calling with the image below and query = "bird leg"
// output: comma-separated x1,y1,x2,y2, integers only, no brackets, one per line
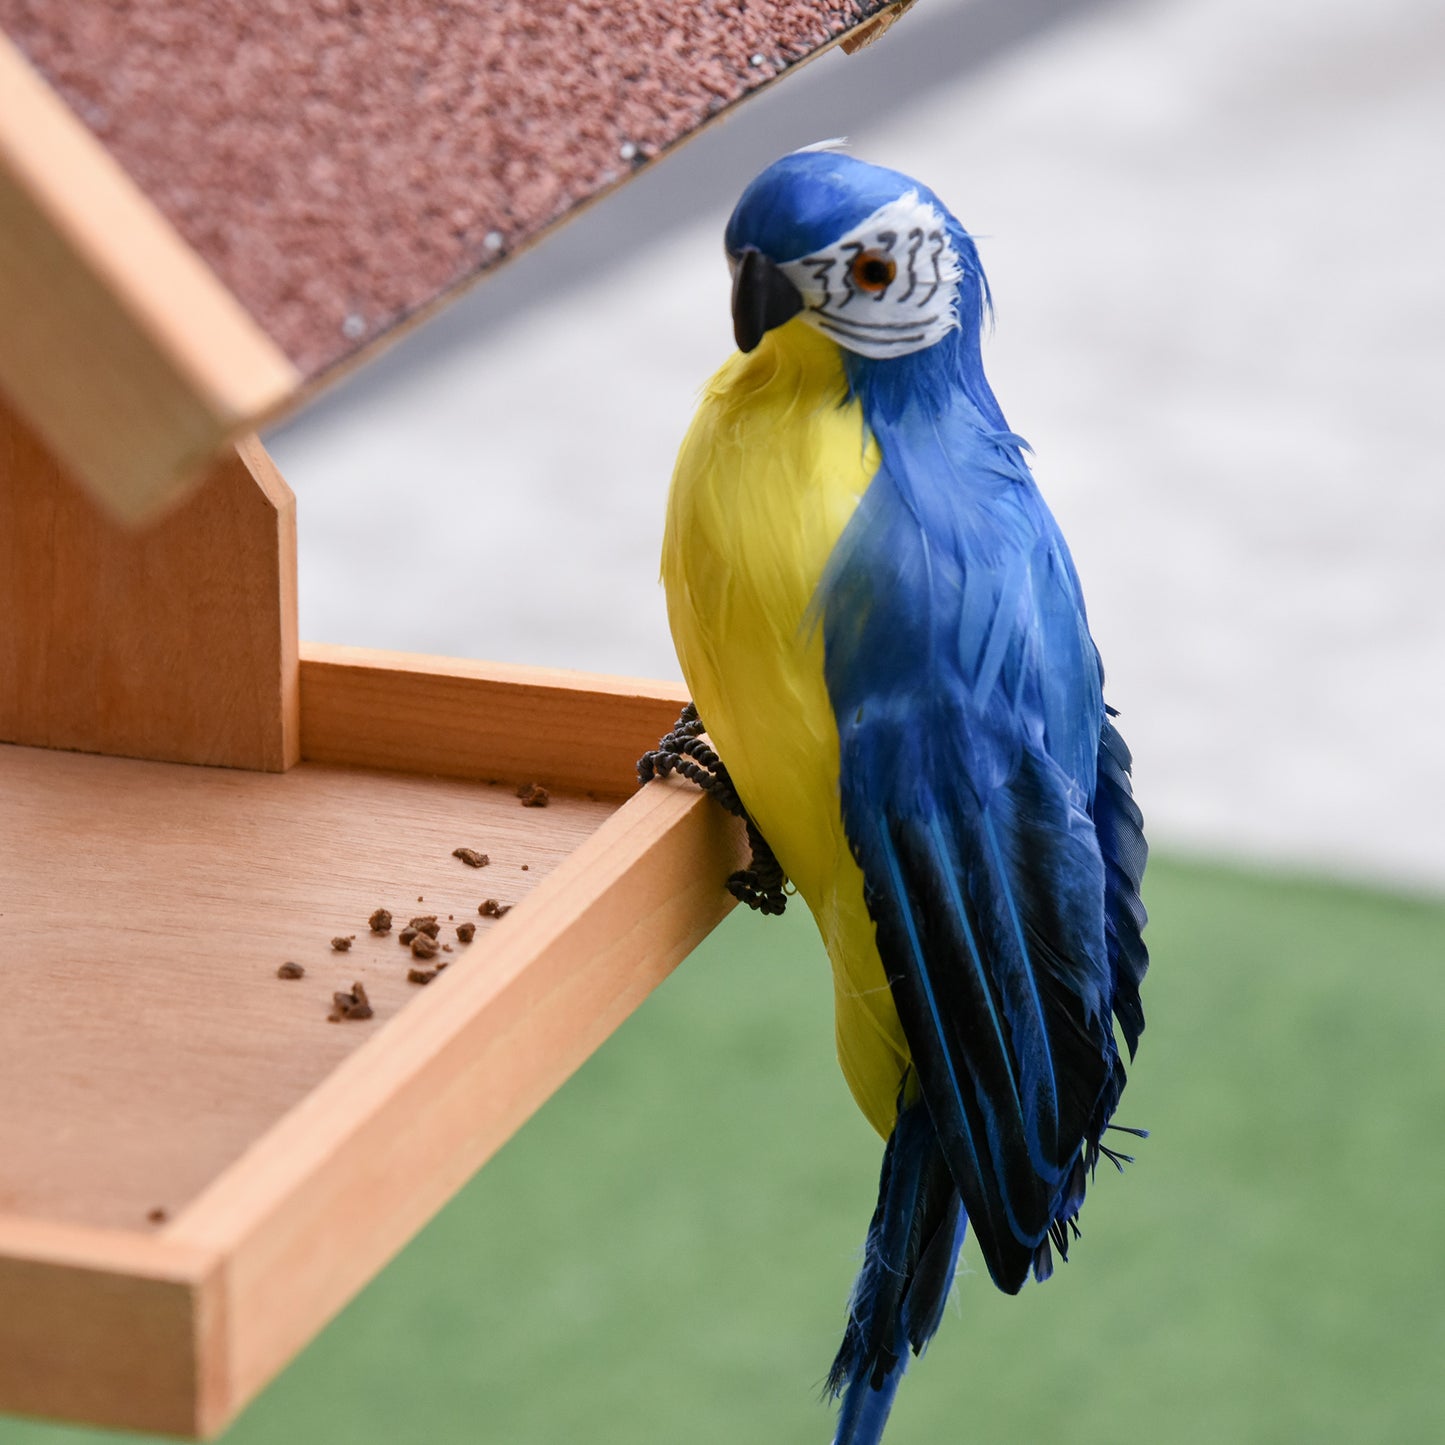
637,702,789,916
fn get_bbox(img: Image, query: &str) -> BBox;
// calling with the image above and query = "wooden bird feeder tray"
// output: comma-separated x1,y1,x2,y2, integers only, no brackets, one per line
0,0,915,1435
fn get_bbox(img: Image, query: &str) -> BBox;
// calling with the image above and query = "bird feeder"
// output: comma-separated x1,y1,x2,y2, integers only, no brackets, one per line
0,0,914,1435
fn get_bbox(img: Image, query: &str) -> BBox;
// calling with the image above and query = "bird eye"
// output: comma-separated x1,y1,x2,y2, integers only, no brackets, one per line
850,251,896,293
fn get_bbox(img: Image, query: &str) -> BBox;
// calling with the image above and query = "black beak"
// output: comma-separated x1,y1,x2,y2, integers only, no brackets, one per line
731,246,805,353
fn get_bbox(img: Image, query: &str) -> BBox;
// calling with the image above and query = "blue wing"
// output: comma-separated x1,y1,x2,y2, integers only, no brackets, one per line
817,399,1146,1294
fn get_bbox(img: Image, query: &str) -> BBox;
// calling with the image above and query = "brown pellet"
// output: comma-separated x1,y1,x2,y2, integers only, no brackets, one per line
398,927,418,944
453,847,490,868
479,898,512,919
408,967,438,985
369,908,393,933
409,915,440,938
147,1207,168,1224
277,961,305,979
410,934,440,959
331,936,354,951
517,781,549,807
456,921,476,943
330,982,373,1021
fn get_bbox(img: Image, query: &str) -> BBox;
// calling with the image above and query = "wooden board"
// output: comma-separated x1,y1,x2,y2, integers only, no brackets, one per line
299,642,689,798
0,654,739,1437
0,395,300,769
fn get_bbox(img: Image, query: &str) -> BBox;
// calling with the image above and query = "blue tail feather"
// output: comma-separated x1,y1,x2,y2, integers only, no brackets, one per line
828,1095,966,1445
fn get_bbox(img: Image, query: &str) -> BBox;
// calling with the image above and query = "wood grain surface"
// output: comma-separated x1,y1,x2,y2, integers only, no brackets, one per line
0,397,300,770
0,736,738,1436
0,1217,217,1436
171,776,739,1428
0,743,614,1232
299,642,689,797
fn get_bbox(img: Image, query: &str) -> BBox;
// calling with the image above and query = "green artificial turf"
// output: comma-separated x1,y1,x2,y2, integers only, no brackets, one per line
10,858,1444,1444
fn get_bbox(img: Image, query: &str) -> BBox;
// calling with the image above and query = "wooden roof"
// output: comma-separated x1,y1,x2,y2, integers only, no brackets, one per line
2,0,902,379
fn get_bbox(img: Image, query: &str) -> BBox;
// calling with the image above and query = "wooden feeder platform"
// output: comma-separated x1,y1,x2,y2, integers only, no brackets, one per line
0,0,917,1435
0,640,735,1436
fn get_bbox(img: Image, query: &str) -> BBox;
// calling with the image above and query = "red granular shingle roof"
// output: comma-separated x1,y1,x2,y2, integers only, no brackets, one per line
2,1,894,378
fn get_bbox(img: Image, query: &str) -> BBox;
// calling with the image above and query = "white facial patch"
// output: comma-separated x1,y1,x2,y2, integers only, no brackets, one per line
778,191,963,360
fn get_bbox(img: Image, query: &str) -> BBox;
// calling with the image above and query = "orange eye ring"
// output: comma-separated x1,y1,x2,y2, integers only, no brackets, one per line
850,251,897,293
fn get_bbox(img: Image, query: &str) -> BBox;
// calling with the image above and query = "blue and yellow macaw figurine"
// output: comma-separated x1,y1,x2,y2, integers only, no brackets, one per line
640,149,1149,1445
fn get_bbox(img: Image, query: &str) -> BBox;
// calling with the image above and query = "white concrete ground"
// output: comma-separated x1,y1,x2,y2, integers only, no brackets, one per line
266,0,1445,892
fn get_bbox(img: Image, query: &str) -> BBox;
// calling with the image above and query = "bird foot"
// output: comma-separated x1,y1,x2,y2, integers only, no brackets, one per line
637,703,789,915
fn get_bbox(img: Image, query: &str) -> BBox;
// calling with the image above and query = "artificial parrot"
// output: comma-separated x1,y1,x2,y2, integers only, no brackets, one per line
640,148,1149,1445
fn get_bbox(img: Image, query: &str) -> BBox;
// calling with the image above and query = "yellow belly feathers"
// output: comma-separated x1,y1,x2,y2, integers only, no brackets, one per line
661,318,909,1139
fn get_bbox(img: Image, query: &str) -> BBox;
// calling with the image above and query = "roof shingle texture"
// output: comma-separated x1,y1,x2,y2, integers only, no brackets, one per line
3,0,890,378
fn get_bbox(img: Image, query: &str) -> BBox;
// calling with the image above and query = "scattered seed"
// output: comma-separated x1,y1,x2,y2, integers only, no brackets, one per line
277,961,305,980
517,782,549,807
453,847,490,868
331,936,353,951
411,934,440,959
479,898,512,919
329,982,373,1021
369,908,393,933
408,967,438,985
456,921,476,943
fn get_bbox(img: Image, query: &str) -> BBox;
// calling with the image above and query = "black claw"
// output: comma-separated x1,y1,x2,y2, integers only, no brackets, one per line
636,702,789,915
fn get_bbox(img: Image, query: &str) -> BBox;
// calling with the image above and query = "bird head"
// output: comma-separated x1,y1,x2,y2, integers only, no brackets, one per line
723,149,987,361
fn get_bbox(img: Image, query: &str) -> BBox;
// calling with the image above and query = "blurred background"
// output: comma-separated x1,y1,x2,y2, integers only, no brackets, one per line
15,0,1443,1440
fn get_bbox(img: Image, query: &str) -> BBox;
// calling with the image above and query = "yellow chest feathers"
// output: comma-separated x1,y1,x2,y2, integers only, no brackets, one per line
660,320,908,1139
660,320,877,886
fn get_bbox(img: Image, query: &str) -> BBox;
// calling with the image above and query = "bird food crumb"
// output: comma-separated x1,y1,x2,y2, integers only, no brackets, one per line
329,982,373,1021
331,935,354,951
521,863,529,870
409,915,440,938
456,921,476,943
517,782,549,807
398,926,418,944
408,967,438,985
147,1206,167,1224
410,933,440,959
369,908,393,933
453,847,490,868
277,961,305,979
479,898,512,919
